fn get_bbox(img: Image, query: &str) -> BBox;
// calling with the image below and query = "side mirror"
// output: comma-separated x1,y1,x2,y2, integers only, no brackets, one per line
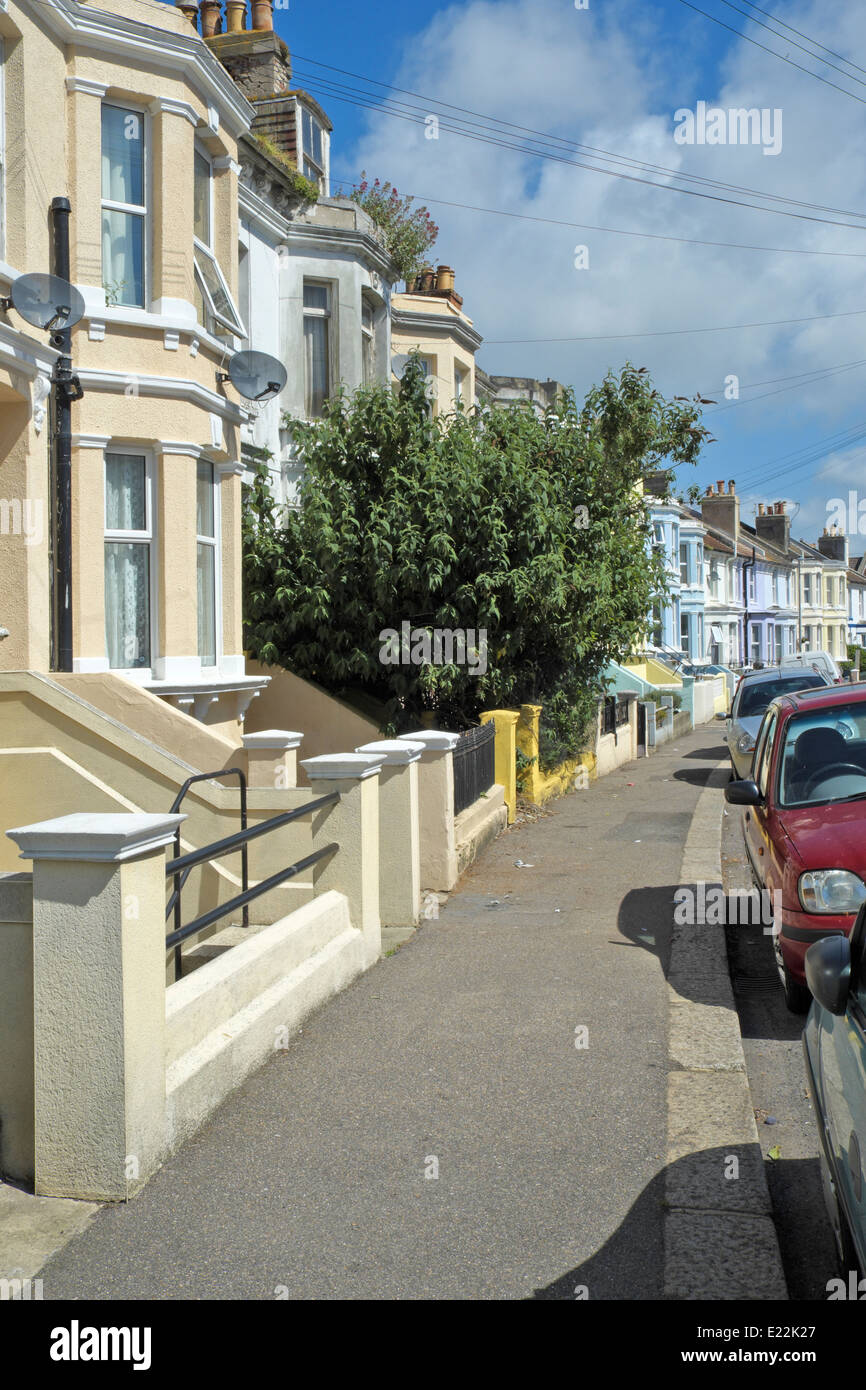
725,779,761,805
715,711,728,720
805,934,851,1016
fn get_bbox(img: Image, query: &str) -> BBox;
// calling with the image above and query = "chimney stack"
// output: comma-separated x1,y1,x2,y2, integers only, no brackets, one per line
754,498,790,553
818,527,849,563
701,478,740,550
410,264,463,308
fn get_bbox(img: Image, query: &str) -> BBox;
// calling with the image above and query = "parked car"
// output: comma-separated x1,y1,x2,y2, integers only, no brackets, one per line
726,684,866,1011
803,909,866,1274
781,650,844,684
724,667,832,780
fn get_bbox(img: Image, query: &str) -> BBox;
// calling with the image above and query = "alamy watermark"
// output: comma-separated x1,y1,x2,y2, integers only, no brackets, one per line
379,621,488,676
0,497,43,546
674,102,782,156
827,492,866,537
674,883,781,934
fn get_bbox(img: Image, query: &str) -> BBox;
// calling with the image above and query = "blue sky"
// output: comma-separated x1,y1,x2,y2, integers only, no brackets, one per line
214,1,866,546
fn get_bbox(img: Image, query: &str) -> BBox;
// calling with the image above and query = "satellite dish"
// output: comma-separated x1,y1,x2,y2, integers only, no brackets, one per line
391,354,411,378
224,350,287,402
6,272,85,332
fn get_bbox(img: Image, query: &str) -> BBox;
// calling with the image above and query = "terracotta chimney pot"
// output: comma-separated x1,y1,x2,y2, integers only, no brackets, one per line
716,480,724,493
436,265,455,293
200,1,222,37
226,0,247,32
251,0,274,30
728,480,735,494
176,1,199,27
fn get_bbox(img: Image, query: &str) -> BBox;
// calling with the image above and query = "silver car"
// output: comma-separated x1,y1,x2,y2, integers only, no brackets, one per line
725,668,833,779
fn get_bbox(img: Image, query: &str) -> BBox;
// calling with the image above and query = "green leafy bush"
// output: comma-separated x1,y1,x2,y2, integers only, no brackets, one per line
242,358,709,735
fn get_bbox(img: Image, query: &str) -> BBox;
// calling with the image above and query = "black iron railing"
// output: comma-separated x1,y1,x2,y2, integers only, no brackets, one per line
602,694,632,739
452,722,496,816
601,696,616,737
165,771,339,980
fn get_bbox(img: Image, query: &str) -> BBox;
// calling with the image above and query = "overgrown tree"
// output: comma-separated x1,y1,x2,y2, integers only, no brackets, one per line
242,360,710,751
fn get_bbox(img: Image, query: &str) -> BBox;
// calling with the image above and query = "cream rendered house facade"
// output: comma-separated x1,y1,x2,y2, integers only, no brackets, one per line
0,0,265,734
391,266,481,415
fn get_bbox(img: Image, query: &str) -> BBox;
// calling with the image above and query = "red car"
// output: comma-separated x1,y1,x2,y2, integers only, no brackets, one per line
726,684,866,1013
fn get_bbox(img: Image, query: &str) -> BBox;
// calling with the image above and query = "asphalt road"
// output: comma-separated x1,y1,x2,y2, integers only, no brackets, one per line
721,798,838,1301
39,730,721,1301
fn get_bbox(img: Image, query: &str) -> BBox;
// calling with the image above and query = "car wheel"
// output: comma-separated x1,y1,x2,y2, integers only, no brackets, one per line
782,962,811,1014
819,1147,860,1276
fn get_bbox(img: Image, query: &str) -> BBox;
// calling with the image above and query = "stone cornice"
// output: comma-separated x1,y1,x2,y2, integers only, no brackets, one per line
391,307,483,354
76,368,247,424
22,0,255,138
286,221,397,281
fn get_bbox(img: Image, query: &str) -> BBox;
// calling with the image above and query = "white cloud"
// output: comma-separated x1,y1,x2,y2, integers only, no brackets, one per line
346,0,866,541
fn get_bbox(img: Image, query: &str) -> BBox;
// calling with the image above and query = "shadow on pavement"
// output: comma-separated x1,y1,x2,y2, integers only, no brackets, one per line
671,767,718,787
681,744,729,761
532,1145,834,1300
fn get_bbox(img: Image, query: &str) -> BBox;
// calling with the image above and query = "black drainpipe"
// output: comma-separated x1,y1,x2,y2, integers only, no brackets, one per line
50,196,79,672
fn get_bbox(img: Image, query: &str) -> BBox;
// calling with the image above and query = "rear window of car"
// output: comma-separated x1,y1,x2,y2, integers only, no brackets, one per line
737,675,827,718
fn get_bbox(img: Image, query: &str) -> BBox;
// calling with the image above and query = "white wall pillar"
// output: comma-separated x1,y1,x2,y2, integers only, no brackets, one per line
243,728,303,789
6,812,184,1201
397,731,459,891
299,754,384,962
355,740,423,928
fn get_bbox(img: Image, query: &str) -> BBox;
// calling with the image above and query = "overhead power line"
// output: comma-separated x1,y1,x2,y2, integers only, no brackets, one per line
329,179,866,260
676,0,866,108
484,305,866,345
290,53,866,230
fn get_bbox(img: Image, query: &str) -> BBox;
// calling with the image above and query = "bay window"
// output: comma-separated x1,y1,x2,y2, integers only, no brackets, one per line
193,145,245,339
303,282,331,417
101,104,146,308
104,452,152,669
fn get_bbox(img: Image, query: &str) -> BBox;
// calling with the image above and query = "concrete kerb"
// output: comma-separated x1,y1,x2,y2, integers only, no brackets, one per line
664,761,788,1300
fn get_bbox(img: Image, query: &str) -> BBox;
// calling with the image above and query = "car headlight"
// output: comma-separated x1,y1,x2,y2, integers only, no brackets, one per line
798,869,866,914
737,733,756,754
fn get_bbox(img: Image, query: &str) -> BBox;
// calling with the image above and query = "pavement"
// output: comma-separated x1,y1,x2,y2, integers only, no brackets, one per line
4,725,788,1300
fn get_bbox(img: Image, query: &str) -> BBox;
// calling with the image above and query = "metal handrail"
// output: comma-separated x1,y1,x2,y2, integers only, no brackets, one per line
165,773,340,981
170,767,249,930
165,843,339,953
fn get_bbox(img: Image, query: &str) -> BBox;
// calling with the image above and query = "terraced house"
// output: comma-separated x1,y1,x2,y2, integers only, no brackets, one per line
0,0,463,1205
0,0,261,727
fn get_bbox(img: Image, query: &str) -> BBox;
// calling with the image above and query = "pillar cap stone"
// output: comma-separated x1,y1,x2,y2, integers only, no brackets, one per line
6,813,186,863
242,729,304,750
300,753,385,781
397,730,460,751
355,739,424,765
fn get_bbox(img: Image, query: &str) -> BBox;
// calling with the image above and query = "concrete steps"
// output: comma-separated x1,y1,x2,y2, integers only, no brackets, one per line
164,891,370,1150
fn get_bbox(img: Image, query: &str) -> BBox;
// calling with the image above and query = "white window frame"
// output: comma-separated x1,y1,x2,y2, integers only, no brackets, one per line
103,449,157,673
454,362,466,407
298,103,327,190
193,142,245,338
303,279,334,418
196,459,221,671
361,296,374,388
101,100,149,310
